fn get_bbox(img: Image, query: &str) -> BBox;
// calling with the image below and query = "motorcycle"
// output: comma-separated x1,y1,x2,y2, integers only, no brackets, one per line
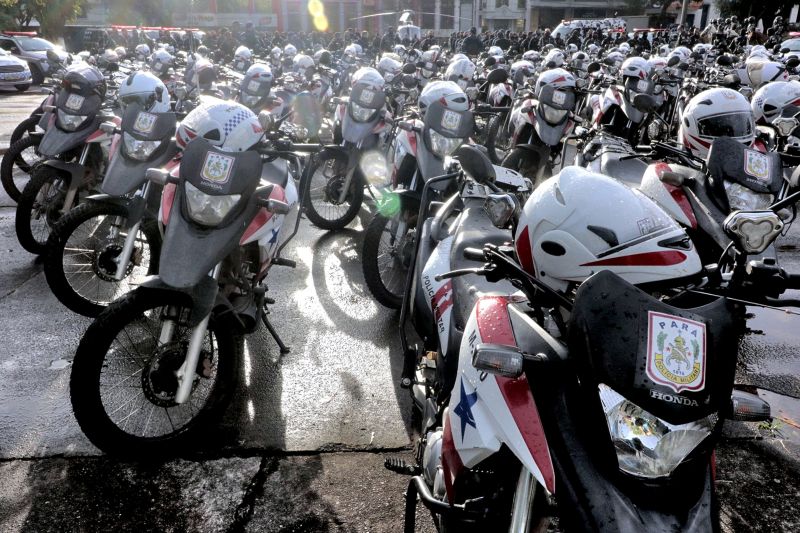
15,83,118,254
43,105,178,317
361,89,473,309
69,133,304,457
394,147,788,533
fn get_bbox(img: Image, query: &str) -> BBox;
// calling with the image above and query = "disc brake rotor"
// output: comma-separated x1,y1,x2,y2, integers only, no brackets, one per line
142,342,214,407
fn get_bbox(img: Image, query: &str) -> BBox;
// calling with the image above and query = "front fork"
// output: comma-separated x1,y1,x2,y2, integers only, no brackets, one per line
60,144,91,214
113,181,151,280
336,145,358,204
158,263,222,405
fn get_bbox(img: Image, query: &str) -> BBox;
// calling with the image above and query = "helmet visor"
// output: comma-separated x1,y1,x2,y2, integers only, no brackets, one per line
697,112,753,138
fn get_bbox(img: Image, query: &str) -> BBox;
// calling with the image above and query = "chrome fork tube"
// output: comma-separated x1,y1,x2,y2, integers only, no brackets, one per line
113,182,150,280
174,263,222,405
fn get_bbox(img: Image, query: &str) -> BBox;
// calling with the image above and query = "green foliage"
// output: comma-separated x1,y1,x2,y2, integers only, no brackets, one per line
108,0,170,26
0,0,87,36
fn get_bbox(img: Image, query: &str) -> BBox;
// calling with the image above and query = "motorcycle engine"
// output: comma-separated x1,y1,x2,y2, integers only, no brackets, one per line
423,429,447,499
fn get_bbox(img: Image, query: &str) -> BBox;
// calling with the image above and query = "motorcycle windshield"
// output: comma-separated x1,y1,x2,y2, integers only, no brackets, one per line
706,137,782,195
425,100,474,138
101,107,177,195
38,92,102,156
567,270,737,426
158,139,262,289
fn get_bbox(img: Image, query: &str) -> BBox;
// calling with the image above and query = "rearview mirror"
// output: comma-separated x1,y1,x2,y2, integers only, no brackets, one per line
787,57,800,69
667,55,680,67
402,62,416,74
632,93,658,113
587,61,601,73
46,49,61,63
454,144,495,184
716,54,733,66
782,47,791,54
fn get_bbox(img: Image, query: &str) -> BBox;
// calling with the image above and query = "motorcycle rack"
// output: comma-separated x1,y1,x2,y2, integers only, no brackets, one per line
398,172,460,388
404,475,482,533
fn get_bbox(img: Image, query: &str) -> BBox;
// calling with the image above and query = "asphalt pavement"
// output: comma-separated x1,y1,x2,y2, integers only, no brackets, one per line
0,91,798,532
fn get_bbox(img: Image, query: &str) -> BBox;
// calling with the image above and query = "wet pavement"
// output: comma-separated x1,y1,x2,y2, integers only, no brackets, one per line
0,92,798,531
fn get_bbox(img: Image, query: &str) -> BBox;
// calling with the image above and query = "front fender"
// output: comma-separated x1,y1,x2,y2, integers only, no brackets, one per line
40,159,89,187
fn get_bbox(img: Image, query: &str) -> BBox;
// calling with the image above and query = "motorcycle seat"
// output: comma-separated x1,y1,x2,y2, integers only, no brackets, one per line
449,207,517,330
260,157,289,189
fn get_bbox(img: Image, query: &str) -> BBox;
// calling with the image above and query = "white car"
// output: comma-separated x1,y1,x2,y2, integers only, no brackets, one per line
0,48,31,92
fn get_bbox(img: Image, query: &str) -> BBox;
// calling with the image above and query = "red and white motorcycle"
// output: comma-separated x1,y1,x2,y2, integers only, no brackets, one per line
69,100,304,457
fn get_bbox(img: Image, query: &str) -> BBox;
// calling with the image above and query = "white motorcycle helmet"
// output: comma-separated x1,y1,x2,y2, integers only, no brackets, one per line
587,43,600,57
176,98,263,151
293,54,315,78
99,49,119,68
671,46,691,62
344,43,360,57
451,53,469,63
621,56,651,80
187,57,216,89
488,45,504,58
114,46,126,60
135,44,151,61
748,45,770,60
658,44,670,57
679,88,755,160
234,45,252,71
544,49,566,68
283,44,297,60
745,61,788,88
393,44,406,56
445,58,476,89
534,68,576,98
514,167,701,292
648,56,668,73
751,80,800,125
567,43,578,54
571,51,589,71
351,66,385,90
510,60,535,84
377,55,403,82
150,49,173,76
271,47,282,60
605,51,625,68
618,42,631,56
419,80,469,113
522,50,541,63
119,71,171,113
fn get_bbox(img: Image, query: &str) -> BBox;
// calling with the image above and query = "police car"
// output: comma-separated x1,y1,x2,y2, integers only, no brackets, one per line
0,47,31,91
0,31,67,84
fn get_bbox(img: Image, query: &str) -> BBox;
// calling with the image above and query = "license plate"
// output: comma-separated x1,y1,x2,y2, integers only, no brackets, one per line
0,72,24,80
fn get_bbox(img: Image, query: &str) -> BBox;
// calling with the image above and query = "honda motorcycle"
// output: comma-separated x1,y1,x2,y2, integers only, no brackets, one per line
70,135,303,457
15,86,118,254
393,148,791,533
43,105,178,317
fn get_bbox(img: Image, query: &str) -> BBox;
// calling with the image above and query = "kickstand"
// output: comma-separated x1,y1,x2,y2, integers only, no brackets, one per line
261,313,290,354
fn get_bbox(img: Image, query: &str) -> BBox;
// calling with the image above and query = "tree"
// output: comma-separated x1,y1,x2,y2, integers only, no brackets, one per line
108,0,170,25
0,0,87,37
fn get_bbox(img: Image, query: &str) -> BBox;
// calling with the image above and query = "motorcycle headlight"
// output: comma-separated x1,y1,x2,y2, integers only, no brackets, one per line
122,132,161,161
599,384,715,478
350,101,377,122
542,104,568,125
57,109,89,131
184,181,241,226
456,78,468,89
428,129,464,158
723,181,774,211
422,68,434,78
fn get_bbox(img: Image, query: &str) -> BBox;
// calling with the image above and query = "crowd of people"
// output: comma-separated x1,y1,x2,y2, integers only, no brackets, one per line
87,14,794,62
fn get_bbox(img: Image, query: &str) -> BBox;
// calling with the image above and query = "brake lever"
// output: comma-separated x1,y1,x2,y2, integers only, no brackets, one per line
435,267,486,282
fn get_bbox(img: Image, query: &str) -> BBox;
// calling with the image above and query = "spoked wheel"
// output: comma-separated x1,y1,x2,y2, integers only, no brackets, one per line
362,213,415,309
303,151,364,230
15,167,70,254
70,288,242,458
44,202,161,317
1,135,43,202
486,112,512,164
